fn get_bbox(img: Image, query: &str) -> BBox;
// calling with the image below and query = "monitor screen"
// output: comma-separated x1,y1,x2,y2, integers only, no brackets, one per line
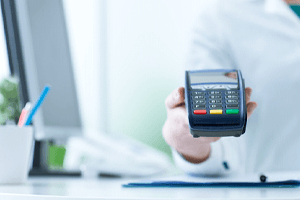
0,2,10,81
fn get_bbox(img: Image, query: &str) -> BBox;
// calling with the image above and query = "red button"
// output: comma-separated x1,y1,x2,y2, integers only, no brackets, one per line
193,110,207,115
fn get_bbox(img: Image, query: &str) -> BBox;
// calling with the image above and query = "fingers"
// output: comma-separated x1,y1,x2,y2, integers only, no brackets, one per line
225,72,237,80
246,101,257,118
199,137,221,144
165,87,185,109
245,87,257,118
245,87,252,103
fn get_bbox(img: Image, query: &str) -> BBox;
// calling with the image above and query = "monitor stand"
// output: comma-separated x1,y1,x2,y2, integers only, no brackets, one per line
29,140,81,177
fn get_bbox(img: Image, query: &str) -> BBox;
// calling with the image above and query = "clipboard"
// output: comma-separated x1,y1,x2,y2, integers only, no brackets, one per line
123,180,300,188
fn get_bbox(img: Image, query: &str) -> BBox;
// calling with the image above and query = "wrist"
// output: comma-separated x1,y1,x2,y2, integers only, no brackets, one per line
179,143,211,164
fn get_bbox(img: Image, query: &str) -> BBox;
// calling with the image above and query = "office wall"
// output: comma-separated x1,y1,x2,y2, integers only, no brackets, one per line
64,0,203,156
107,0,202,156
63,0,107,136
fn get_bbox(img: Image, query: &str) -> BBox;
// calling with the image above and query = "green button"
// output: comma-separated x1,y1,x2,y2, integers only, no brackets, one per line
226,109,239,114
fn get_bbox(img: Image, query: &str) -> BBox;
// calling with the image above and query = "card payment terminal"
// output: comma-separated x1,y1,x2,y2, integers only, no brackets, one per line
185,69,247,137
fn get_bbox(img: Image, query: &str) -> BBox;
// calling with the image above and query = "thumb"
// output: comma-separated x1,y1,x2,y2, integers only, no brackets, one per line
165,87,185,109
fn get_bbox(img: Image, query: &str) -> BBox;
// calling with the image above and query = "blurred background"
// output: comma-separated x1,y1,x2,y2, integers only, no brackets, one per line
62,0,202,156
0,0,204,170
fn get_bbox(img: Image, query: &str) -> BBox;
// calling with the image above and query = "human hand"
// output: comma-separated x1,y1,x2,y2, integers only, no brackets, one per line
162,87,257,164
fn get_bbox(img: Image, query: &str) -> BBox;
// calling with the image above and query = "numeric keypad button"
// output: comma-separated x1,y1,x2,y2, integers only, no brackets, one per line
226,95,238,99
209,105,222,109
194,100,205,104
194,105,206,109
209,100,222,104
193,92,205,95
226,100,238,104
225,91,238,95
209,91,221,95
193,95,205,99
226,104,239,108
210,95,222,99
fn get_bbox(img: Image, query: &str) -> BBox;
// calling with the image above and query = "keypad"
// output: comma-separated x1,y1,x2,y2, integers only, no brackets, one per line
191,90,240,115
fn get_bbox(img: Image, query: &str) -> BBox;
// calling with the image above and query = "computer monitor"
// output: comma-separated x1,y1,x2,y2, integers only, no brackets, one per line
13,0,82,140
1,0,82,175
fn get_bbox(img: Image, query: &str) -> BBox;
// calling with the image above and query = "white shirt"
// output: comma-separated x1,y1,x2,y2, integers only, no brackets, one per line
174,0,300,175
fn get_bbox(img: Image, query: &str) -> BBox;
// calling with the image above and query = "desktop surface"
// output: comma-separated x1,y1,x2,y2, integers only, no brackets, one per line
1,173,300,200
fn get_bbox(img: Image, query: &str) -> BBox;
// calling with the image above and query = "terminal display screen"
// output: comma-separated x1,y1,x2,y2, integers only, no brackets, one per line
189,71,238,85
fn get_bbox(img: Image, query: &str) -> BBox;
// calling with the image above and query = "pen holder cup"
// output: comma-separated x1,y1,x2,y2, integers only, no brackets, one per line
0,126,33,184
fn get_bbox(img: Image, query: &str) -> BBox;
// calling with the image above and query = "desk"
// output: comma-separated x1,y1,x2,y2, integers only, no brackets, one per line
0,176,300,200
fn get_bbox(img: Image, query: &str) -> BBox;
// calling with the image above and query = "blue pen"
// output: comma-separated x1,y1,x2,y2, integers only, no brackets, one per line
24,85,51,126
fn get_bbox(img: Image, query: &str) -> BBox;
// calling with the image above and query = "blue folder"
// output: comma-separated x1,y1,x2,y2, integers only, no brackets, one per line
123,180,300,188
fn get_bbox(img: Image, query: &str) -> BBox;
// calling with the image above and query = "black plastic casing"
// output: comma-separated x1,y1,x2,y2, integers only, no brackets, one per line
185,69,247,137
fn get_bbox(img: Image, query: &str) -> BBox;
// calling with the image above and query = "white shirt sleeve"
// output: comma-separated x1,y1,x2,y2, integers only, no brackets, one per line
172,139,225,176
175,0,246,176
173,136,246,176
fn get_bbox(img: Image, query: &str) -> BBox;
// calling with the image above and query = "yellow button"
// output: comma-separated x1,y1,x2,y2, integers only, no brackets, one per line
210,110,223,114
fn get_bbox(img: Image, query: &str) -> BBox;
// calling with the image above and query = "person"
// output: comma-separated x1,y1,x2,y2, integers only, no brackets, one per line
163,0,300,175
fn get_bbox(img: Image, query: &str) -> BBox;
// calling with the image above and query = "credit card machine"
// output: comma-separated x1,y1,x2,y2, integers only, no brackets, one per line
185,69,247,137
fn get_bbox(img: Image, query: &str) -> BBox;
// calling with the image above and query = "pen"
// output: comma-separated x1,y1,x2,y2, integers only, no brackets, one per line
18,102,32,127
24,85,51,126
